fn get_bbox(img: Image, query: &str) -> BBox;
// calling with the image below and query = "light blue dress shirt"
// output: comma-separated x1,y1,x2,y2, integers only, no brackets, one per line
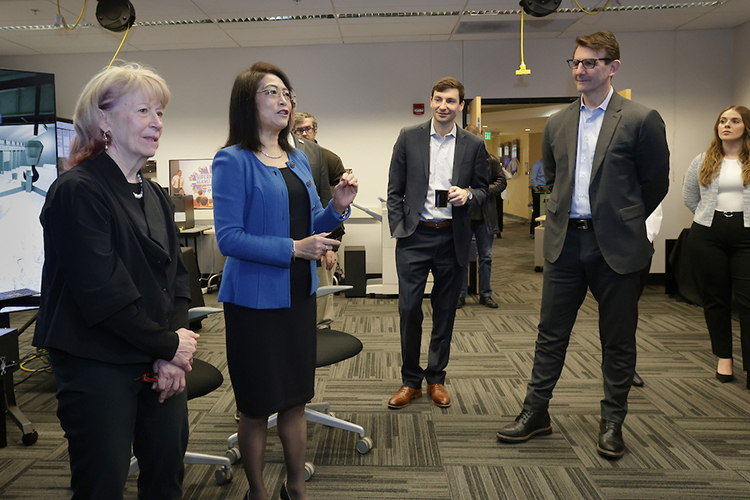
421,119,456,221
571,87,614,219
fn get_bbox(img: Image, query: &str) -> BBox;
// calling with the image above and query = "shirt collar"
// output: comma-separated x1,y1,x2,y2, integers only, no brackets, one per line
580,86,614,113
430,119,457,139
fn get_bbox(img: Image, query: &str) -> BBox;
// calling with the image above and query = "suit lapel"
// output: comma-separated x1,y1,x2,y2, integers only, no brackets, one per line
566,99,581,181
590,93,623,183
419,121,431,182
453,127,467,183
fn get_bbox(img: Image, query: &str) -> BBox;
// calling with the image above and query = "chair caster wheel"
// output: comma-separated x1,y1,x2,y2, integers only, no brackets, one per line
356,436,373,454
22,431,38,446
215,467,232,485
534,266,543,272
304,461,315,481
226,447,241,464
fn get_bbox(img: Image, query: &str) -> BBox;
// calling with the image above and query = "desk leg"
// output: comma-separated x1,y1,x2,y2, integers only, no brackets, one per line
1,376,7,447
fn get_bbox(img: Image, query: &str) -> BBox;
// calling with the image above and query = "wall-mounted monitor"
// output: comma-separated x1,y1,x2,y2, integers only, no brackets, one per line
169,158,213,209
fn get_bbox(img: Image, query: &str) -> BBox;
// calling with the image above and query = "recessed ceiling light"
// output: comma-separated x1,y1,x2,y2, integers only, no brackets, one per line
525,128,531,131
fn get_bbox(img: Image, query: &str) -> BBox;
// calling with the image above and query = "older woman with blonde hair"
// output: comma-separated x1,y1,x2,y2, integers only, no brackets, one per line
34,62,199,499
684,105,750,387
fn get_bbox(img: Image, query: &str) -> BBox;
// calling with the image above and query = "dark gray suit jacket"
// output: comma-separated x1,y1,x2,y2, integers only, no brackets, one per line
293,135,332,208
387,120,489,267
542,92,670,274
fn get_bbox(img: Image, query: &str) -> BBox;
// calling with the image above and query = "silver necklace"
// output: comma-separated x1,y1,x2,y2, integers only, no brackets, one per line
259,149,283,159
133,172,144,199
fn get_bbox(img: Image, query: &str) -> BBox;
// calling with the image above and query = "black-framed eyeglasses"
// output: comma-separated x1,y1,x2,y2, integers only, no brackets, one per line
567,58,612,69
295,126,316,135
257,85,296,105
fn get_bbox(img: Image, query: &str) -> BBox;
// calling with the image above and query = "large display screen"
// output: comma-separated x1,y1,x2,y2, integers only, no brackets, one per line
0,68,58,296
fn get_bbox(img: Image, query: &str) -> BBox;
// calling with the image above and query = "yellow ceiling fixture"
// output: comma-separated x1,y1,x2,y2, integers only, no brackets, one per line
515,10,531,76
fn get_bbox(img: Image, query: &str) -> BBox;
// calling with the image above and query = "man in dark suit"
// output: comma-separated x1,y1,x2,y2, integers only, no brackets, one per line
386,77,489,409
496,31,669,459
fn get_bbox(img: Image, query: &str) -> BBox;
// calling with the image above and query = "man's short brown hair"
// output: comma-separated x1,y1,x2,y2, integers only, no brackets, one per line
432,77,465,102
575,30,620,61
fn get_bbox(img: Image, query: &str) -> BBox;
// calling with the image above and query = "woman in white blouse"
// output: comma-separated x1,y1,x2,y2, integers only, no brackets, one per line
684,105,750,386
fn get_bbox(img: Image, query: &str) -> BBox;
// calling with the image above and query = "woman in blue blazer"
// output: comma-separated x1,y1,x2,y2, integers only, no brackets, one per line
212,62,357,500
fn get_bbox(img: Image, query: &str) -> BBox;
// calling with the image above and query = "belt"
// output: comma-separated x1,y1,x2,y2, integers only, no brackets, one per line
717,211,742,218
568,218,593,230
418,219,453,229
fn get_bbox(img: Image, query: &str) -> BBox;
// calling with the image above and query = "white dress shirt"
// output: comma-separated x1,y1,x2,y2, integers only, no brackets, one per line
571,87,614,219
421,120,456,221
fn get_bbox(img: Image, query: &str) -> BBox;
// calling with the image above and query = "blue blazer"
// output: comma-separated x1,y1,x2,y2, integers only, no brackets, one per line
212,146,348,309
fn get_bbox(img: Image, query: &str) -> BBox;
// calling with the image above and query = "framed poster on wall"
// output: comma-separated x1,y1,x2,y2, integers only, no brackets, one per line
169,158,213,209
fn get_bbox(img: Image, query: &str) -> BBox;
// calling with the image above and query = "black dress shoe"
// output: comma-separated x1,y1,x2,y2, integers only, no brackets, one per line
716,372,734,383
456,297,466,309
597,419,625,459
497,409,552,443
632,371,644,387
479,296,499,309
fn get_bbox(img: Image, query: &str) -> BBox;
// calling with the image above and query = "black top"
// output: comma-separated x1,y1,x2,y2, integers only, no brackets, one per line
34,152,191,364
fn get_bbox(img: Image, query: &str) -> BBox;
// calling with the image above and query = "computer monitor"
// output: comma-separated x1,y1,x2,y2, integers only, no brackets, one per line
0,68,58,297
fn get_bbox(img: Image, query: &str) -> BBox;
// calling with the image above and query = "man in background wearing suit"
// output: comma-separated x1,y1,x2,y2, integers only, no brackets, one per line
386,77,488,409
293,111,346,328
496,31,669,459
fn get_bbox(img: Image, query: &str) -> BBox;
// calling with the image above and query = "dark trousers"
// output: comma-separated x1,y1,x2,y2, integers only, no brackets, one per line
396,225,462,387
496,199,504,234
688,213,750,368
50,349,189,500
523,227,641,423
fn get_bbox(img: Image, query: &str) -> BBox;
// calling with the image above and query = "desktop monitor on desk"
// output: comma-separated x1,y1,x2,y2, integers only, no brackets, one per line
171,195,195,229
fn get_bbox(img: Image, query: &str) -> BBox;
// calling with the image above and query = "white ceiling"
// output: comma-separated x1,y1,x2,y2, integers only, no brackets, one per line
0,0,748,56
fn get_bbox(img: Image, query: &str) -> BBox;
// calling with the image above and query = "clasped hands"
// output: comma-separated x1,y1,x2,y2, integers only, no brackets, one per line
151,327,200,403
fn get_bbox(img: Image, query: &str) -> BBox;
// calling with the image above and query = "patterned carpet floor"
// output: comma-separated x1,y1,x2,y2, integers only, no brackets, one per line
3,221,750,499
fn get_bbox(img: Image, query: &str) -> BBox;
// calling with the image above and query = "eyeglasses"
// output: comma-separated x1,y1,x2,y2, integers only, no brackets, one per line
566,58,613,69
295,126,316,135
257,85,296,105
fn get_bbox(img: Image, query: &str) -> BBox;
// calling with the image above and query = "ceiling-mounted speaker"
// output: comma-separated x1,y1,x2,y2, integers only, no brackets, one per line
96,0,136,32
519,0,562,18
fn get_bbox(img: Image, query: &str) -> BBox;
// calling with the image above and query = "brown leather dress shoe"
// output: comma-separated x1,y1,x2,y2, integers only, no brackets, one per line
427,383,451,408
388,386,422,409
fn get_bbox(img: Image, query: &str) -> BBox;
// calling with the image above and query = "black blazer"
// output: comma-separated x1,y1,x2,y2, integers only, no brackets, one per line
34,153,191,365
542,92,670,274
387,120,489,266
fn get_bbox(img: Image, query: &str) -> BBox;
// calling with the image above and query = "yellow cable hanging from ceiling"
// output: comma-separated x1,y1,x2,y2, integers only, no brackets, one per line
574,0,611,15
56,0,87,30
108,22,131,68
515,9,531,75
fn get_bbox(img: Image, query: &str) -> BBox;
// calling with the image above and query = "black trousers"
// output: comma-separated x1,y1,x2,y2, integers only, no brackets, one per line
50,349,188,500
396,225,462,387
523,226,641,423
688,213,750,368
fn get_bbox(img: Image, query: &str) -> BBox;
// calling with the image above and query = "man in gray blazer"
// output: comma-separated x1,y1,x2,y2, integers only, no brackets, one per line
496,31,669,459
386,77,488,409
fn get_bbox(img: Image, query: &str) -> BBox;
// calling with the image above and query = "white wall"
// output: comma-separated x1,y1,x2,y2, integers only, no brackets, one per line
0,28,737,274
733,21,750,105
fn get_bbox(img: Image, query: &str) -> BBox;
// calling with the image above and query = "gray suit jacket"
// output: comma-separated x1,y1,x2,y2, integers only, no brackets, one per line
293,135,332,208
542,92,670,274
387,120,489,267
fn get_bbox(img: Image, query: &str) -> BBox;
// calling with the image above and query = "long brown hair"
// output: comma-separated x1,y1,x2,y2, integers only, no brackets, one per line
699,105,750,186
225,62,293,152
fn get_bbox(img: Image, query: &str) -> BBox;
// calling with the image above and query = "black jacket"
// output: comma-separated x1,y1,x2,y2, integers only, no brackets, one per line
34,152,191,364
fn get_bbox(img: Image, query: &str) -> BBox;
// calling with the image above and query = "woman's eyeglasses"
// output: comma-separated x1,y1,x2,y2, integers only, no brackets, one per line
257,85,296,105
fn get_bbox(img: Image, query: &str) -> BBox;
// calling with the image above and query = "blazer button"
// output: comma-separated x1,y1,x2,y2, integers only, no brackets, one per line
290,161,295,168
306,180,312,187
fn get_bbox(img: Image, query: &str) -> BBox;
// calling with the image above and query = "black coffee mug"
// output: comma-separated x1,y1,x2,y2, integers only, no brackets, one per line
435,189,449,208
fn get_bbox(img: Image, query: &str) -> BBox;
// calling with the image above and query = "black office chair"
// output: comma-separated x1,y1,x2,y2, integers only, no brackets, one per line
129,247,231,484
224,285,373,480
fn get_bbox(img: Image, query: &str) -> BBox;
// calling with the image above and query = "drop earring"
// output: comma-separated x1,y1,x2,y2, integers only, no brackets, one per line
103,131,109,150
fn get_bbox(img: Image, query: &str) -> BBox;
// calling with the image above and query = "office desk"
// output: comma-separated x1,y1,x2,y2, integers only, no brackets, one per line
0,294,40,447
